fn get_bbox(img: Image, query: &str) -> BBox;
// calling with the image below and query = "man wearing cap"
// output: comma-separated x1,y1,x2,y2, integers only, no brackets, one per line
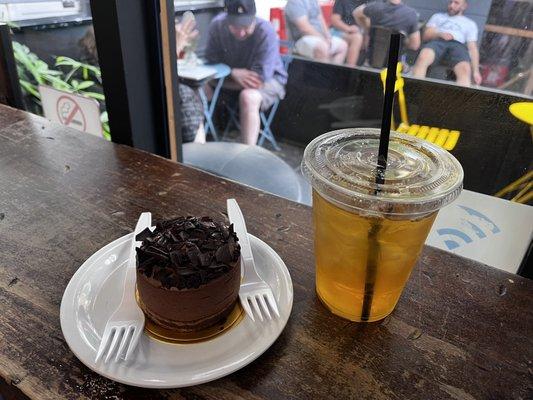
412,0,481,87
205,0,287,146
285,0,348,64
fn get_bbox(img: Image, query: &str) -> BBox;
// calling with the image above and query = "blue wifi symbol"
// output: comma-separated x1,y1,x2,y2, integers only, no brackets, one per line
436,228,473,250
436,206,501,251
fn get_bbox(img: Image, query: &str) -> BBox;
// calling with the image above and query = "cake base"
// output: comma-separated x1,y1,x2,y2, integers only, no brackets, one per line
136,289,244,344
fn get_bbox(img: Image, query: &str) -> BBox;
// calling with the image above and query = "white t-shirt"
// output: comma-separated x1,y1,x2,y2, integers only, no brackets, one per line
426,13,478,44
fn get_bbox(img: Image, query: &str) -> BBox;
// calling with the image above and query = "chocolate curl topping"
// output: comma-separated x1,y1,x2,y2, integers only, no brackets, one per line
136,216,241,290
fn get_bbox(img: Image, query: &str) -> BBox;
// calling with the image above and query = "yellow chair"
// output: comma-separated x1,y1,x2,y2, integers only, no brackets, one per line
509,102,533,141
495,171,532,204
494,102,533,204
380,64,461,151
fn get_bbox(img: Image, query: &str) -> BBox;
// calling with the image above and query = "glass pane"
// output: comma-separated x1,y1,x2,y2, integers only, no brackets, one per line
2,0,108,139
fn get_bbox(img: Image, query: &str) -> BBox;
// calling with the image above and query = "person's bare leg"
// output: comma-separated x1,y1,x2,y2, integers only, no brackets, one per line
194,122,206,144
345,32,363,66
412,48,436,79
239,89,262,145
313,39,330,62
454,61,472,86
331,39,348,64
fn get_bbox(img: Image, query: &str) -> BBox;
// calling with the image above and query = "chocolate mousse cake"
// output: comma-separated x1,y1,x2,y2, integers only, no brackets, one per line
135,216,241,332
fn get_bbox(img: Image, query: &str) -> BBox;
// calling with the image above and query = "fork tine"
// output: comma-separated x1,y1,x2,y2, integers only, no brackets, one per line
95,326,114,363
124,326,142,361
249,295,263,322
104,327,124,363
240,296,255,322
115,326,134,362
266,291,281,318
257,294,272,320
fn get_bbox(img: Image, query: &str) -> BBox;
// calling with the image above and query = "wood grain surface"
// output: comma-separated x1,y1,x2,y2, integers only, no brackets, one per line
0,105,531,400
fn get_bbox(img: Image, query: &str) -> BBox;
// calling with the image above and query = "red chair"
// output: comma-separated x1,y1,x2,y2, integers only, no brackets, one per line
320,2,334,27
270,7,289,54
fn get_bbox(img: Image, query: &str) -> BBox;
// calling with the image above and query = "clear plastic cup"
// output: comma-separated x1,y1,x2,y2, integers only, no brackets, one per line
302,128,463,322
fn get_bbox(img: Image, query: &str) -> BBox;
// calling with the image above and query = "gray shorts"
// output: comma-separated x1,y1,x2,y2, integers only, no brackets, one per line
219,79,286,111
423,39,471,67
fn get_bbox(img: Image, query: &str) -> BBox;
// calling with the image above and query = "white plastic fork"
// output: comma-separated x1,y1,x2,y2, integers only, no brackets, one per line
227,199,280,322
95,212,151,363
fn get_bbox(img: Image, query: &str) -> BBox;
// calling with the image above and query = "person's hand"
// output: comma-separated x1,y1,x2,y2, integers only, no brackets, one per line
231,68,263,89
175,18,199,55
439,32,454,41
347,25,360,34
473,69,482,85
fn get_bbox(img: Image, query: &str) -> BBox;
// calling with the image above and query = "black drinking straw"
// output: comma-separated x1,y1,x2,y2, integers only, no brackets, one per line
360,33,401,321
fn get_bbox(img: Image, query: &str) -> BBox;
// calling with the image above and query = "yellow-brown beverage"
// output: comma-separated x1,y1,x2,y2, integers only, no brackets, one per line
302,129,463,323
313,191,437,322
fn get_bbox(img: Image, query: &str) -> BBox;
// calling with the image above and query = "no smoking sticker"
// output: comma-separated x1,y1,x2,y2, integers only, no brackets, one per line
39,85,103,137
56,95,87,131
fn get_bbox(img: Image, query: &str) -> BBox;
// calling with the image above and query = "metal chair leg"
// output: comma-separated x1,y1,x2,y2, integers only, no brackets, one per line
199,76,227,142
199,87,218,141
258,101,281,150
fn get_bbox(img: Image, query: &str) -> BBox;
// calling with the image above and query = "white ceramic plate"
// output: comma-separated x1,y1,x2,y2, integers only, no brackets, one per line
60,233,293,388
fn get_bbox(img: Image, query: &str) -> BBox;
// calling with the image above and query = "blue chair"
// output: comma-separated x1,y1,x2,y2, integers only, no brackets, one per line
222,52,293,151
199,63,231,141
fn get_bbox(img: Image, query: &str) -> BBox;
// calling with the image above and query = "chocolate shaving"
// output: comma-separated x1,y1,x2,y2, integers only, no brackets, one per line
136,216,240,289
135,227,152,242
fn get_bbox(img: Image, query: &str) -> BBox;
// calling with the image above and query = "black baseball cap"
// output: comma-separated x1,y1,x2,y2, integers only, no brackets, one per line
226,0,256,27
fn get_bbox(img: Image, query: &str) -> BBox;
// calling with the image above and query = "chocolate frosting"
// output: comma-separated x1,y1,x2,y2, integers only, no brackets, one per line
136,216,241,290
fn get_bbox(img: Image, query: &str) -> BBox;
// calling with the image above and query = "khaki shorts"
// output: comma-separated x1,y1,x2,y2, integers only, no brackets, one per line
258,79,286,111
219,79,286,111
294,35,345,59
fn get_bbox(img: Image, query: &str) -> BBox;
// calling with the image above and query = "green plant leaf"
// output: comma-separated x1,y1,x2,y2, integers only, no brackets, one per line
83,92,105,101
64,66,80,83
19,80,41,99
55,56,81,68
45,74,71,88
76,81,95,90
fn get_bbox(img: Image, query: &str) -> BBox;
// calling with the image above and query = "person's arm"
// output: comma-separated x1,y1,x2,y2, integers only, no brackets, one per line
319,10,332,42
422,26,440,41
423,26,453,41
293,15,327,38
331,14,352,33
286,0,325,38
249,26,279,83
353,5,370,32
467,41,482,85
407,31,421,50
175,18,199,55
422,14,453,42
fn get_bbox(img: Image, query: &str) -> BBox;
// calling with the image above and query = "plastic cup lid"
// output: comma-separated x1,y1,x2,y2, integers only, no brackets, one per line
301,128,464,217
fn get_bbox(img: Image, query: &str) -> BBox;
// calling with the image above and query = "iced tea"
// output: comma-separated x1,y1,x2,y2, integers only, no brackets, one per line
313,190,437,322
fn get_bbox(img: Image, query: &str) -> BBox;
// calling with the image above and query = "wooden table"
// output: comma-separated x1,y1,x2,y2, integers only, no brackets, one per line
0,105,531,400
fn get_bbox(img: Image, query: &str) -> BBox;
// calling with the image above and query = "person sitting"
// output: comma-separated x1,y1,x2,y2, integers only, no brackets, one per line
175,16,206,143
412,0,481,87
353,0,421,54
330,0,367,66
204,0,287,146
285,0,348,64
